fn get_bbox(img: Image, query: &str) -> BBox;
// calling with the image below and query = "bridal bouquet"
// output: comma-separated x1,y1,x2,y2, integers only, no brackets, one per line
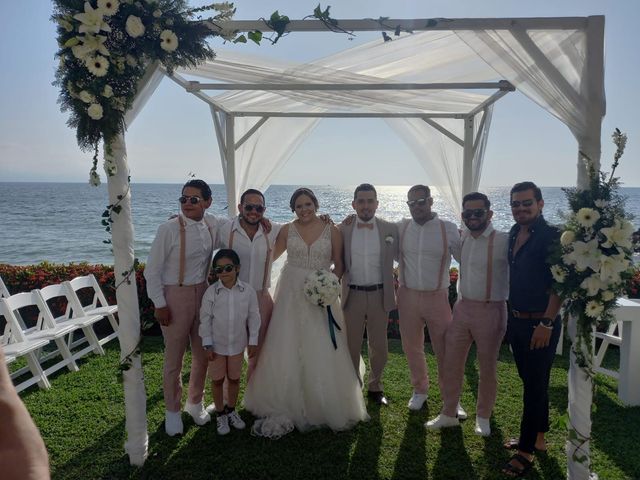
548,129,634,372
304,269,341,349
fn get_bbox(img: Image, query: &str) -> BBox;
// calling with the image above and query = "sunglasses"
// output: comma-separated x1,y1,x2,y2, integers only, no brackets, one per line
243,203,265,213
213,264,236,274
406,197,430,208
462,208,487,219
179,195,203,205
510,199,535,208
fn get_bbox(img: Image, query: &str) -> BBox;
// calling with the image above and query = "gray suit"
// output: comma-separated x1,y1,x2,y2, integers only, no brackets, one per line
340,217,399,391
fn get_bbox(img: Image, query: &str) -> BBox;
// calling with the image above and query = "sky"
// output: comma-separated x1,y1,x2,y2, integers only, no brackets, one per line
1,0,639,188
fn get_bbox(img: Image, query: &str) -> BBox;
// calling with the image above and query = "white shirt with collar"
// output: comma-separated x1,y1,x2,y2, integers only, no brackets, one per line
398,214,461,291
198,279,261,355
459,223,509,302
217,217,283,291
144,213,221,308
349,217,383,286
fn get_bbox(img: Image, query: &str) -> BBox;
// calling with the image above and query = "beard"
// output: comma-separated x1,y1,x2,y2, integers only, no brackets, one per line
465,220,488,231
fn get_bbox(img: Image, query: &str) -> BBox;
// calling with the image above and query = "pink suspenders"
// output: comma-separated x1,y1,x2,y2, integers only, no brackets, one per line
177,216,214,287
228,223,272,291
460,229,496,301
399,219,448,290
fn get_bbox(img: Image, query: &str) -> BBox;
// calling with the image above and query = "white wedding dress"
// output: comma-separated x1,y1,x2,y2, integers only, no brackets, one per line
244,223,368,438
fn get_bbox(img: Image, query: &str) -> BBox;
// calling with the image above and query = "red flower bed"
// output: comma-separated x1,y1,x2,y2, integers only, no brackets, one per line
627,267,640,299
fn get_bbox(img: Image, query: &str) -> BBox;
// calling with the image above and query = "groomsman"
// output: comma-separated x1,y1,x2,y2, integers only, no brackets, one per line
217,189,281,379
145,179,220,436
426,192,508,436
339,184,398,405
397,185,462,411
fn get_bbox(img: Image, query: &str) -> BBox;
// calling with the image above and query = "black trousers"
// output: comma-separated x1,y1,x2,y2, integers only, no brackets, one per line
506,315,562,454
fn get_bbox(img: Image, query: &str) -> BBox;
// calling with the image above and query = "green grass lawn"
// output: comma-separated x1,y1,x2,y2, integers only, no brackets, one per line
19,337,640,480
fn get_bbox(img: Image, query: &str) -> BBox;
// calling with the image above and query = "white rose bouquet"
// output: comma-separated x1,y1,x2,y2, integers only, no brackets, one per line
304,269,342,348
549,129,634,372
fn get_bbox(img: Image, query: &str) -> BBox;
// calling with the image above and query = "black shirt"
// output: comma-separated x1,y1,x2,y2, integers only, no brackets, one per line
508,215,560,313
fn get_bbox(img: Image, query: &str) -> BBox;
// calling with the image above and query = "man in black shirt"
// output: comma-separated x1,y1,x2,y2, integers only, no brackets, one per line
502,181,563,477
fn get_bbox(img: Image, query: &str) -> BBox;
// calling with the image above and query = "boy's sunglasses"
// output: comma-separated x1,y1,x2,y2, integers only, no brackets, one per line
213,264,236,274
179,195,203,205
243,204,265,213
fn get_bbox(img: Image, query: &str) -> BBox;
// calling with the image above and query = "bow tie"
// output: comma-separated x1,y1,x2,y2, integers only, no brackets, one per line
357,222,374,230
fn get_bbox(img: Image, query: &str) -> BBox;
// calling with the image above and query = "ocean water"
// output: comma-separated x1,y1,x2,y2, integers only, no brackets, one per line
1,182,639,266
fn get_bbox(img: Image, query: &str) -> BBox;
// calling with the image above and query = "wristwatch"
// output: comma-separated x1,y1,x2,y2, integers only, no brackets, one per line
203,345,213,351
538,317,555,329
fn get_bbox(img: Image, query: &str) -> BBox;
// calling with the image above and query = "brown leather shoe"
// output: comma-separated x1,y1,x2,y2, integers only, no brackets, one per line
367,390,389,406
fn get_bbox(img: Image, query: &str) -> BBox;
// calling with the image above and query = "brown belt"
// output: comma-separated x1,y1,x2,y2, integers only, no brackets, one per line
511,310,546,319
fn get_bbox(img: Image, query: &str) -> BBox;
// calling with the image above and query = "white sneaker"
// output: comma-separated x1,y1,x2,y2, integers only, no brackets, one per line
216,413,230,435
205,403,216,415
425,414,459,430
184,401,211,426
227,410,246,430
165,410,184,437
407,392,428,411
475,416,491,437
457,403,468,420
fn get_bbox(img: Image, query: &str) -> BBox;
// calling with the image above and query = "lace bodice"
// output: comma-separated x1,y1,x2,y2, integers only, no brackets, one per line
286,223,333,270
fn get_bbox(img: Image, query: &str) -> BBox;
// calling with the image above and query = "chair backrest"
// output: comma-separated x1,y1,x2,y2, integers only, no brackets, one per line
1,293,37,344
2,291,60,338
37,283,84,326
0,276,11,298
68,274,112,311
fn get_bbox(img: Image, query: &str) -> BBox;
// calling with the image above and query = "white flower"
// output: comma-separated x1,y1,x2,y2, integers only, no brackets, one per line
564,239,600,272
576,208,600,228
97,0,120,16
85,55,110,77
594,199,609,208
102,85,113,98
87,103,104,120
125,15,145,38
600,219,635,249
585,300,604,318
580,274,604,296
153,9,162,18
385,234,394,245
73,2,111,34
560,230,576,247
601,290,615,302
125,54,138,67
165,18,174,26
111,96,126,111
550,265,567,283
160,29,179,52
89,169,101,186
78,90,95,103
71,44,92,60
55,16,74,32
599,252,630,283
80,34,110,57
304,270,340,308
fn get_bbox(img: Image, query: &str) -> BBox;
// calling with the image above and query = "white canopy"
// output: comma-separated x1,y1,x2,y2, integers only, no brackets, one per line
111,17,605,477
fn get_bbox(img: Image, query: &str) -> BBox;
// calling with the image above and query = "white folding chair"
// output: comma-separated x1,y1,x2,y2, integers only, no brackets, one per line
0,275,10,298
594,318,623,379
1,298,51,392
67,275,119,346
37,283,105,360
2,291,80,380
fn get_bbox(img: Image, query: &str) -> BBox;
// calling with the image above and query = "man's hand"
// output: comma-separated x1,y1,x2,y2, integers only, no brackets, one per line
247,345,258,358
319,214,334,225
260,218,273,233
206,349,216,361
154,306,171,326
530,324,552,350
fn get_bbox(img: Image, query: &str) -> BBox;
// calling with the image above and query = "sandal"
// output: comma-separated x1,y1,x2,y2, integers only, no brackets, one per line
502,453,533,477
503,437,547,452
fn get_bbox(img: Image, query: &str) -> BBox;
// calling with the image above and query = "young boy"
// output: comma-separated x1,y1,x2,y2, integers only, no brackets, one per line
199,249,261,435
144,179,220,436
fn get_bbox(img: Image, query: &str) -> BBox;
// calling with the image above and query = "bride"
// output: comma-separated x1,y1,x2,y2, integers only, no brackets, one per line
244,187,368,437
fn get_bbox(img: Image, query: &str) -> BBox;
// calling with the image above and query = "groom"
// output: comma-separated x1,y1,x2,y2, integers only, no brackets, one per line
339,183,398,405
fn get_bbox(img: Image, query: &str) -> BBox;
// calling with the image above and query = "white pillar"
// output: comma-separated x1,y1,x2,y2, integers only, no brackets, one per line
225,113,237,215
105,135,148,466
462,115,474,196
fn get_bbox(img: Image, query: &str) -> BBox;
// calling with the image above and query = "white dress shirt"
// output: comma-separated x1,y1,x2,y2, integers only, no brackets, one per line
199,279,261,355
349,217,383,286
217,218,282,291
144,214,221,308
398,215,461,291
458,224,509,302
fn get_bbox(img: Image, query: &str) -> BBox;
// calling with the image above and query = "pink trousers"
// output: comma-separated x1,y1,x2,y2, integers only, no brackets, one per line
397,286,452,395
441,298,507,418
161,282,209,412
246,290,274,381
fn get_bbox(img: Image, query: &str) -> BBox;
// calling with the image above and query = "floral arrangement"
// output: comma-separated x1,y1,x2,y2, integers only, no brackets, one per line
549,129,635,372
52,0,235,184
303,269,341,349
303,269,340,308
